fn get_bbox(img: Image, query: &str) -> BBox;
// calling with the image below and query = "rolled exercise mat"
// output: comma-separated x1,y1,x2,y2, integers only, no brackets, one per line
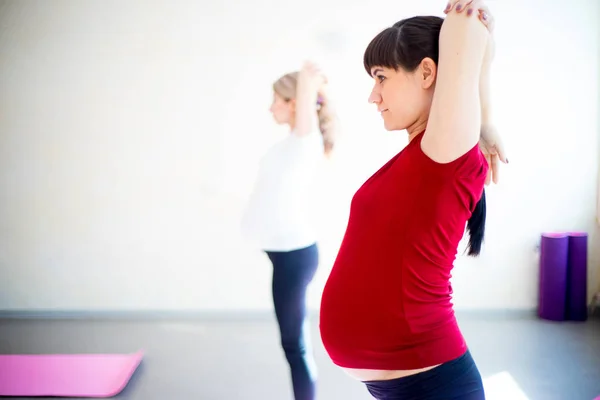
539,233,569,321
0,350,144,398
567,232,588,321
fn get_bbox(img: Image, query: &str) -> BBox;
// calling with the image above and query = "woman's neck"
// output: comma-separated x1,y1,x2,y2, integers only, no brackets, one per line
288,118,296,132
407,119,428,142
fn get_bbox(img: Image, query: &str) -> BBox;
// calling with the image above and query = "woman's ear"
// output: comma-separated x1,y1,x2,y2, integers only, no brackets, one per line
419,57,437,89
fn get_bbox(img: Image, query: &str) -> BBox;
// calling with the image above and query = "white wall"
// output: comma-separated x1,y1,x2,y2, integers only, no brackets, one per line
0,0,598,313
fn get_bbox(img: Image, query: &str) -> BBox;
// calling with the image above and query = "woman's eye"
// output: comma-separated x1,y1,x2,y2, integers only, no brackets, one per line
377,75,386,83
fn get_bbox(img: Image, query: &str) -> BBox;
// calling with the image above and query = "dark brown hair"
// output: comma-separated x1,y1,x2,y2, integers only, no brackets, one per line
363,16,486,257
364,16,443,75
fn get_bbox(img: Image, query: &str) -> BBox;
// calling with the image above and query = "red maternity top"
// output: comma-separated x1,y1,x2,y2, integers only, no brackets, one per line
319,131,488,370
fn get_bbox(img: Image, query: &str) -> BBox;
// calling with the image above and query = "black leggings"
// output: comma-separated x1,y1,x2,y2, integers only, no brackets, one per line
266,243,319,400
364,350,486,400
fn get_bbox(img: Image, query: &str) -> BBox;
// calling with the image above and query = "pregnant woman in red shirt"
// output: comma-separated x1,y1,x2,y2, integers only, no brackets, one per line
319,1,507,399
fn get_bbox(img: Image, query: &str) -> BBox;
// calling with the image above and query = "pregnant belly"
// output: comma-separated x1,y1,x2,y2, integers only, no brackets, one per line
340,365,441,382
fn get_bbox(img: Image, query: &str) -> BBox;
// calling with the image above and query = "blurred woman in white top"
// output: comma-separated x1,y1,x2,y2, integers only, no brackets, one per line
241,61,338,400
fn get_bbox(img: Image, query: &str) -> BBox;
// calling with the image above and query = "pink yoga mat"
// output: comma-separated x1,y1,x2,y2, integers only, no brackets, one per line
0,350,144,398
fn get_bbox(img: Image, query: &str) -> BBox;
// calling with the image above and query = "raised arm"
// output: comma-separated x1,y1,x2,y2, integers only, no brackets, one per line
421,0,490,164
294,61,326,137
477,6,508,184
478,2,498,133
480,39,493,128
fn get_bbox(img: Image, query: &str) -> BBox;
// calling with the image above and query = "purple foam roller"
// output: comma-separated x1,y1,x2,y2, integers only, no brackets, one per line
567,232,588,321
539,233,569,321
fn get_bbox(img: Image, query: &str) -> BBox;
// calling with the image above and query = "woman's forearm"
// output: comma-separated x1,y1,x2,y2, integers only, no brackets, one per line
294,79,320,136
479,35,495,127
479,65,492,126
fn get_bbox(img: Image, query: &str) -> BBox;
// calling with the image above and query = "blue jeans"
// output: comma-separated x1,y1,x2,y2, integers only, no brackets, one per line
266,243,319,400
364,350,486,400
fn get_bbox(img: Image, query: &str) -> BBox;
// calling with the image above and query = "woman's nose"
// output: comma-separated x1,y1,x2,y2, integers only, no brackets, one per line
368,90,381,104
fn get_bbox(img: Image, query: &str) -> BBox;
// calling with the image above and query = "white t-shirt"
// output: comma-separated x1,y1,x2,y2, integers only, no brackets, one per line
241,131,324,252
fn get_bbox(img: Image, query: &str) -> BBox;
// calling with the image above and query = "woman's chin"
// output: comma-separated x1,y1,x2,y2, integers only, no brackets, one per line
383,118,407,132
383,120,397,131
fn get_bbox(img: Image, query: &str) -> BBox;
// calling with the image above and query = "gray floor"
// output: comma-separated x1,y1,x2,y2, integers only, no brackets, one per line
0,312,599,400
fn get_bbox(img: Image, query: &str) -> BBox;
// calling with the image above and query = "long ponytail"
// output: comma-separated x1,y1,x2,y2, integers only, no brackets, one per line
466,189,486,256
316,94,339,157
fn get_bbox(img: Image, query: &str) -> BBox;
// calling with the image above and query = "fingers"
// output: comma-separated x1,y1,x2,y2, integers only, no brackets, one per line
301,61,327,84
484,153,492,186
490,153,500,184
469,1,494,32
445,0,473,14
445,0,495,32
483,152,503,186
302,61,322,74
302,61,319,73
464,0,481,17
495,139,508,164
477,5,494,32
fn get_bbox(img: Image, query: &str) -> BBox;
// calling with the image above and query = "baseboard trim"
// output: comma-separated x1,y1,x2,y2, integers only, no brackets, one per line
456,308,538,319
0,308,542,321
0,309,277,321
